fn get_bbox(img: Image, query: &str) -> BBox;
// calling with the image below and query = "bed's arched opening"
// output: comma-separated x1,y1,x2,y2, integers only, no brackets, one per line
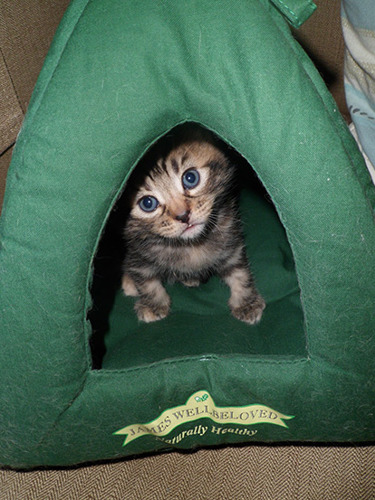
88,124,307,370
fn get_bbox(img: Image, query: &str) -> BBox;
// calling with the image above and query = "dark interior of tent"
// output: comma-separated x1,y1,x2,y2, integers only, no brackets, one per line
88,123,307,371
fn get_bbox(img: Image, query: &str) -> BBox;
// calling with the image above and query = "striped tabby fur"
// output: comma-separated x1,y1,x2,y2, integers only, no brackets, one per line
122,125,265,323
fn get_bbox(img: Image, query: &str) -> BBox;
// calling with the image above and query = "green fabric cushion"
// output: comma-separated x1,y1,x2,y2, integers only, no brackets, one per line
1,0,374,468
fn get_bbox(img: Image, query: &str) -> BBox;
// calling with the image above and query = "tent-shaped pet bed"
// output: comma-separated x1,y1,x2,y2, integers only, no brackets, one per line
1,0,375,469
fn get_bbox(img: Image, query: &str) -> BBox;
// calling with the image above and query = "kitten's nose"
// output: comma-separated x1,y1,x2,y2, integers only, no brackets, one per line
175,210,190,224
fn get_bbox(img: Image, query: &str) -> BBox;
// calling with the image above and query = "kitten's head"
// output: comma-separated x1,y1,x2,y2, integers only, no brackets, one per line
127,129,233,241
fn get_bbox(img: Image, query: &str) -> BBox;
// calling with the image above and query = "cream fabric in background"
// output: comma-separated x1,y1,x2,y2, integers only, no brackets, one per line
342,0,375,181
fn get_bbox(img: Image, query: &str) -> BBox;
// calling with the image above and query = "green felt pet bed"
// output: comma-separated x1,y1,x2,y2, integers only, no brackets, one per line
1,0,375,469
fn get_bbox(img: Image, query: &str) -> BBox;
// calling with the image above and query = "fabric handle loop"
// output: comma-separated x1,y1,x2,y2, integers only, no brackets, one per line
269,0,316,28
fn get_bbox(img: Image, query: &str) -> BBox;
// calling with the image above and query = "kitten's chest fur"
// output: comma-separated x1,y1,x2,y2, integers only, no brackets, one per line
152,212,238,277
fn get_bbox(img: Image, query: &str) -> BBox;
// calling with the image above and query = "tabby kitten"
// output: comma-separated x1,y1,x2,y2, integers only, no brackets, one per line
122,126,265,324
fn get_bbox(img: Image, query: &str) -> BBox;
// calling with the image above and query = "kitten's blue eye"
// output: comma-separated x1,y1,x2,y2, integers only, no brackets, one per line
138,196,159,212
182,169,200,189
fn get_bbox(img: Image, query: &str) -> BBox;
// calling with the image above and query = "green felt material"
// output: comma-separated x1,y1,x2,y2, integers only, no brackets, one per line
0,0,374,468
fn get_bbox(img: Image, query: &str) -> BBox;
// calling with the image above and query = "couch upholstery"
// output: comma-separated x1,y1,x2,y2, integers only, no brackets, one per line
0,0,373,497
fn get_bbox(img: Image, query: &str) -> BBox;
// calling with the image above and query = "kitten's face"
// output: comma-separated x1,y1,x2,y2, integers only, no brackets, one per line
128,140,231,240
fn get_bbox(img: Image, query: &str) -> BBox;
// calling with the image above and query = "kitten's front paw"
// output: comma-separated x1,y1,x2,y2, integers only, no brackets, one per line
230,295,266,325
134,302,170,323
